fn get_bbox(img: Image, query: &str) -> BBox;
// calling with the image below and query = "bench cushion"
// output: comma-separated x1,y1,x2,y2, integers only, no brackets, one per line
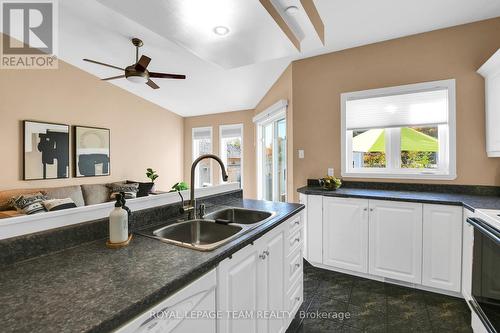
44,186,85,207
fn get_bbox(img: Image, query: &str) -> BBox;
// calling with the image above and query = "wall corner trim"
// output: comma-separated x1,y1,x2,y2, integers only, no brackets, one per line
477,48,500,77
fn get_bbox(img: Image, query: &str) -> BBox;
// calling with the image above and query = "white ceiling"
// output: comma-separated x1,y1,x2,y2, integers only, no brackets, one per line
55,0,500,117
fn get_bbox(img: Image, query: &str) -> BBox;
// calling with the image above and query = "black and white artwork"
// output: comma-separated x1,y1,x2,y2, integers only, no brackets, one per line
74,126,110,177
23,121,70,180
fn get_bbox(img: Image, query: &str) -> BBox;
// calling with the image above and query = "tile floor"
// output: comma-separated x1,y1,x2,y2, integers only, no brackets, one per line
286,261,472,333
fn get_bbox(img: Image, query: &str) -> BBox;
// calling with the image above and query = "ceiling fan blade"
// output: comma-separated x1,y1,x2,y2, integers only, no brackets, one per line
149,72,186,79
135,55,151,71
83,58,124,71
146,79,160,89
102,75,125,81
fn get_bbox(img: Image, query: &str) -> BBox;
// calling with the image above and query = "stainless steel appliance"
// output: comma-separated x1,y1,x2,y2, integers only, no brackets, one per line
467,210,500,333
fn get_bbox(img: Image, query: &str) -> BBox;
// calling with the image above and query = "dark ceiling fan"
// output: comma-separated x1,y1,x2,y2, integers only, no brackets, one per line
83,38,186,89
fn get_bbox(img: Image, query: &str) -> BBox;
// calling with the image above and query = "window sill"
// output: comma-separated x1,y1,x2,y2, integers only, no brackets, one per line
341,171,457,181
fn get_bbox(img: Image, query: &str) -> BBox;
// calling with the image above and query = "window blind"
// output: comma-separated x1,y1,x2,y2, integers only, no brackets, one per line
346,89,448,130
220,125,242,139
192,127,212,140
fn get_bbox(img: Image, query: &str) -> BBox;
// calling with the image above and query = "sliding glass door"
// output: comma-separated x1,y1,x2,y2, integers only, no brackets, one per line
260,117,287,202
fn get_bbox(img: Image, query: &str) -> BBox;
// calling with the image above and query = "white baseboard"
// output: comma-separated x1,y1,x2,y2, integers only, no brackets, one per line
307,260,463,298
0,183,240,240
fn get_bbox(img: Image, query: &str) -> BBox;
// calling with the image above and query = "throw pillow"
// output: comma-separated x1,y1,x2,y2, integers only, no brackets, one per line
42,198,77,212
11,192,48,215
126,180,154,197
107,183,139,200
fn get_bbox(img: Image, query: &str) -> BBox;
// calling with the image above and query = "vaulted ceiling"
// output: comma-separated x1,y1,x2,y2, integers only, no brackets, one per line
54,1,500,116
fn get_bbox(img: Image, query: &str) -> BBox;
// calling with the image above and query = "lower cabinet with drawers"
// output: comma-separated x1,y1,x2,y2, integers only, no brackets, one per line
115,212,304,333
301,193,463,294
218,212,304,333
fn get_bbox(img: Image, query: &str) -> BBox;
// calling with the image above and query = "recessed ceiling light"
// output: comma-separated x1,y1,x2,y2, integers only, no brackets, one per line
213,26,230,36
284,5,299,16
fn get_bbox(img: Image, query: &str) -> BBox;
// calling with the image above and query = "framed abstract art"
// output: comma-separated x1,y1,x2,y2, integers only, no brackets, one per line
23,121,70,180
74,126,110,177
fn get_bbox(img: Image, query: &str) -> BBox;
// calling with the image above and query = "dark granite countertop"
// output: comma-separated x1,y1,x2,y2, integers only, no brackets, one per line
0,199,303,333
297,186,500,211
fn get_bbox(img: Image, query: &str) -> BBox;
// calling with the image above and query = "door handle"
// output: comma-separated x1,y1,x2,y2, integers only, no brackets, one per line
259,250,269,260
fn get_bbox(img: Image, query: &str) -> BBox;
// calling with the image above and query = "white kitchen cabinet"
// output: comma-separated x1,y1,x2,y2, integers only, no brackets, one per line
422,204,463,292
304,195,323,264
218,214,302,333
302,193,466,293
478,48,500,157
323,197,369,273
462,209,475,300
115,269,217,333
368,200,423,284
258,225,286,333
217,243,261,333
299,193,308,259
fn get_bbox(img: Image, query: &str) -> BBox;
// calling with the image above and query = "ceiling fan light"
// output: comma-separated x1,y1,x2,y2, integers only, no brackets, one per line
213,26,230,36
285,5,299,16
126,75,148,84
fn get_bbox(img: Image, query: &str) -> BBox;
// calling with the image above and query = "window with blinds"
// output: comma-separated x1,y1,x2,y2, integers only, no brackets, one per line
220,124,243,187
192,127,213,188
341,79,456,180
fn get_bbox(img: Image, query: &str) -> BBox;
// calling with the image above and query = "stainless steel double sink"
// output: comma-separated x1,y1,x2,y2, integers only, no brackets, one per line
145,208,275,251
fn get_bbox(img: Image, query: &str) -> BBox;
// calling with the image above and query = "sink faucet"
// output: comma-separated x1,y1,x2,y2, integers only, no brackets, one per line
180,154,228,219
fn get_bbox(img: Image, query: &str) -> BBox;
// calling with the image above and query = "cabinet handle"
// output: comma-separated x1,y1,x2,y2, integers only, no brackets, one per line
370,208,374,212
295,296,301,302
294,220,300,225
263,250,269,256
295,263,301,268
363,208,368,211
259,253,267,260
294,237,300,243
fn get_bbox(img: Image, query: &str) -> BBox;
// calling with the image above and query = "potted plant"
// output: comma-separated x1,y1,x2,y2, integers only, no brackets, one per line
146,168,159,193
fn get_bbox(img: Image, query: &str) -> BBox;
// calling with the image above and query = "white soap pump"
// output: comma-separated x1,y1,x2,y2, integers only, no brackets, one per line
107,193,132,248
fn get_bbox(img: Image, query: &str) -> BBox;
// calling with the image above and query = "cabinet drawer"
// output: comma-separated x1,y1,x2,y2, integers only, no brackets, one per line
286,276,303,316
286,249,303,291
288,214,303,235
288,228,303,255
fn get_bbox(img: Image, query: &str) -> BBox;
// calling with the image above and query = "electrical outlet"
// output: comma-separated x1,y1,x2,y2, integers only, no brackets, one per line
327,168,334,177
298,149,305,159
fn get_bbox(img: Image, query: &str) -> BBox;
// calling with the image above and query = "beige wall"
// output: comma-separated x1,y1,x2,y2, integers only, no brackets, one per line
292,18,500,197
183,110,256,198
0,53,184,191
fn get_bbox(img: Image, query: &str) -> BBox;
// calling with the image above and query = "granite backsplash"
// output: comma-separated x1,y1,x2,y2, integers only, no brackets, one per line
307,179,500,197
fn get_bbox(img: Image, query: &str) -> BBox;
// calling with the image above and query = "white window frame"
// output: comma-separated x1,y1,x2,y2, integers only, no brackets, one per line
192,126,213,187
341,79,457,180
254,100,288,201
219,123,244,188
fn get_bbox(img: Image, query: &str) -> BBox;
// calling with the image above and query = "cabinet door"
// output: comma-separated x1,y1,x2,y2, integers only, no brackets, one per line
299,193,308,259
462,210,474,300
217,244,260,333
257,226,286,333
422,204,463,292
485,72,500,157
306,195,323,264
323,197,369,273
368,200,423,284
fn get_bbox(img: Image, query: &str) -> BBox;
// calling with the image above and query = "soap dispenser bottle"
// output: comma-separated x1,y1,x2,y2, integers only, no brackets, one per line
108,193,130,246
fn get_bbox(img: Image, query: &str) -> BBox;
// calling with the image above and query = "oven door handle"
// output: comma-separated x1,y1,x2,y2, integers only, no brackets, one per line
467,217,500,245
468,299,497,333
